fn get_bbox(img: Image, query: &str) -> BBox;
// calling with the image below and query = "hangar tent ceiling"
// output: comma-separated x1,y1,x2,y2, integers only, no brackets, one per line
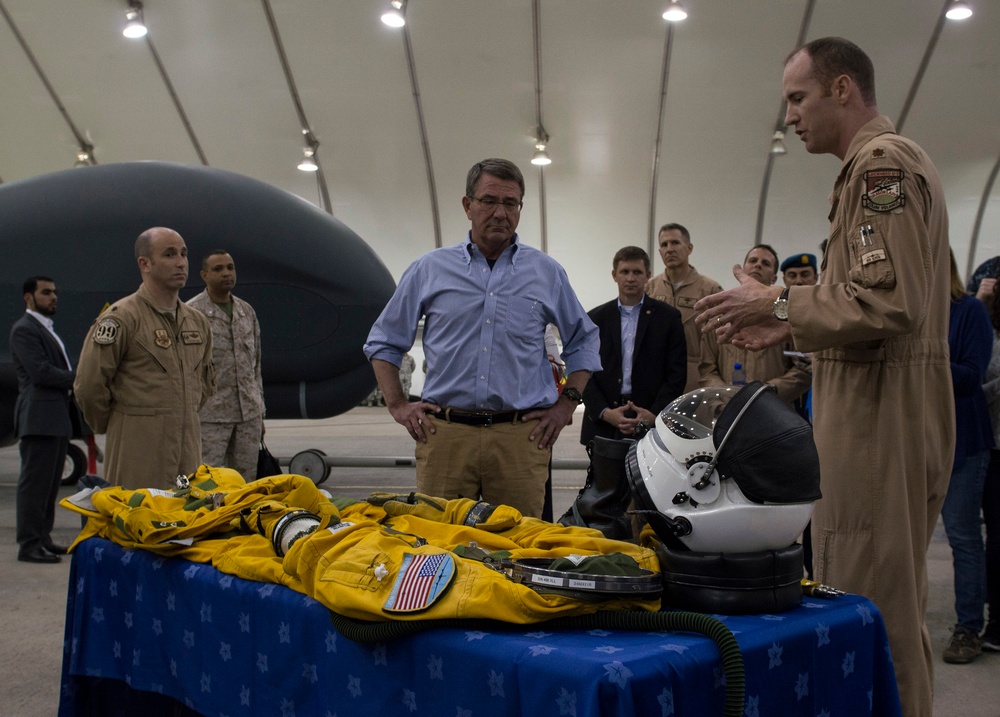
2,0,999,313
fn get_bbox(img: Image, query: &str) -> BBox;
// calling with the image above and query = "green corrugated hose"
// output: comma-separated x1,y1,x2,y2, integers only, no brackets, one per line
328,609,745,717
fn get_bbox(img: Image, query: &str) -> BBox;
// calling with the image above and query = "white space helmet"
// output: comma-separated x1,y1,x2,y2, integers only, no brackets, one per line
626,382,821,553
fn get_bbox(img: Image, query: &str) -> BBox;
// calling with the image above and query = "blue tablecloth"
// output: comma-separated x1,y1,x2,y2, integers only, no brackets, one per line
59,537,901,717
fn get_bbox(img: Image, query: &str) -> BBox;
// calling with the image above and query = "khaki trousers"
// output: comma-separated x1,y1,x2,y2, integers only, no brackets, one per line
415,417,549,518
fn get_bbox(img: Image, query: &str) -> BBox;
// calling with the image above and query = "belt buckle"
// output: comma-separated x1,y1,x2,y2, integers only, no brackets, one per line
481,413,495,427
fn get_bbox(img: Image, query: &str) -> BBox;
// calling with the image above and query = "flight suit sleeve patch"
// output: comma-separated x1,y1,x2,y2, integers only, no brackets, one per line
181,331,204,344
862,168,905,212
92,317,121,345
383,552,455,613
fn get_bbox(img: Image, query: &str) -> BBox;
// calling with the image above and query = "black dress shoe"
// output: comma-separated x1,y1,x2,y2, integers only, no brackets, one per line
44,543,69,555
18,547,61,564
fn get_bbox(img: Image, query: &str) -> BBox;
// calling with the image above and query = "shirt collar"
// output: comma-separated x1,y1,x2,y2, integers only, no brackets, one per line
26,308,54,330
617,296,644,312
463,232,521,264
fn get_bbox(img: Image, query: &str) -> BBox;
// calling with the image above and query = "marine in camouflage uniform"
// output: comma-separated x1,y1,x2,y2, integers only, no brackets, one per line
187,251,265,479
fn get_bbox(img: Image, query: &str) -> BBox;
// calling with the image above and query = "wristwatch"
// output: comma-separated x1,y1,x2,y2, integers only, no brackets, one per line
561,387,584,404
772,287,790,321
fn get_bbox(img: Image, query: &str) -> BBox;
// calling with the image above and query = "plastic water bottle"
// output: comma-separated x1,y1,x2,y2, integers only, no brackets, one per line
732,362,746,385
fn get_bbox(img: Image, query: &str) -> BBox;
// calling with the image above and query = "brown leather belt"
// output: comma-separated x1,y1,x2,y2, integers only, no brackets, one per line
443,408,522,427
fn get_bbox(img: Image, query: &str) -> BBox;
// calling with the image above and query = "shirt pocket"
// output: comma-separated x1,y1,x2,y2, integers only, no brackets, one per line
504,296,545,341
847,217,896,290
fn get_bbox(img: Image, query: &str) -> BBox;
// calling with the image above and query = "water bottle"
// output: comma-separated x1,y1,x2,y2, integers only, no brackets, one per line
732,362,746,385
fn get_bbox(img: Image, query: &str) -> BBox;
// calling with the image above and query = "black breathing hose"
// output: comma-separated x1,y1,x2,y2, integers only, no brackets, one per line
329,608,745,717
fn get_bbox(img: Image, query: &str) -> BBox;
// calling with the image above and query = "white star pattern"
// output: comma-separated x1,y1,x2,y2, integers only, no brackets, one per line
219,642,231,662
427,654,443,679
124,612,133,629
200,672,211,693
112,641,121,658
109,580,118,597
818,708,831,717
456,708,472,717
465,631,487,641
855,605,874,626
660,644,688,654
218,575,233,589
257,652,269,673
525,630,552,638
324,630,337,653
802,601,825,609
183,630,195,649
794,672,809,700
841,651,855,677
402,688,417,711
528,645,556,656
183,564,199,580
167,592,176,611
658,687,675,716
257,584,276,599
603,660,633,688
303,663,319,684
714,666,727,689
760,615,785,622
279,622,291,643
767,642,783,668
595,645,623,654
815,623,830,647
240,685,251,706
556,687,576,716
135,584,143,602
372,644,387,666
169,658,177,677
239,612,250,633
152,557,164,570
347,675,362,697
200,603,212,623
744,694,760,717
120,551,133,566
488,669,505,697
587,629,611,637
93,546,104,562
76,577,84,595
132,649,140,666
280,697,295,716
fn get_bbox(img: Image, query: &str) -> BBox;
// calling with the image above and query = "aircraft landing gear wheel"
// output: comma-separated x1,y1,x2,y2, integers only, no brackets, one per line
61,442,88,486
289,449,330,485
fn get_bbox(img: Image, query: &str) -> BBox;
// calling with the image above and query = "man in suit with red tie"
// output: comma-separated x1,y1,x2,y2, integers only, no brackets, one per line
10,276,86,563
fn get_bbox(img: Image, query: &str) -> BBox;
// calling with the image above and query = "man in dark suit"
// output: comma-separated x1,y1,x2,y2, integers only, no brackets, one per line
580,247,687,445
10,276,85,563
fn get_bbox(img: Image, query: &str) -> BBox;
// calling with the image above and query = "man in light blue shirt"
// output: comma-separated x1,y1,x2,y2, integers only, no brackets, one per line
364,158,600,517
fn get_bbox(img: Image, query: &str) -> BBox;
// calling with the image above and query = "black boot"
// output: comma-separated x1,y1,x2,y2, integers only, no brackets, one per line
558,437,634,541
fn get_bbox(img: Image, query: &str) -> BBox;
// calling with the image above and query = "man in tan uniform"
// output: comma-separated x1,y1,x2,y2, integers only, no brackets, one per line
188,251,265,479
645,223,723,393
694,38,954,716
75,227,215,489
699,245,810,404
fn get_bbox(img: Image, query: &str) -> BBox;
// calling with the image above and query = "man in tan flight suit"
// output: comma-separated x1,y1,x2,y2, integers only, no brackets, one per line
188,250,265,479
699,245,811,404
75,227,215,490
645,223,723,393
694,38,954,716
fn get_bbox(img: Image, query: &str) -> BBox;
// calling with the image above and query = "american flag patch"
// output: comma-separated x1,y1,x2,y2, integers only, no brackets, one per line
383,553,455,613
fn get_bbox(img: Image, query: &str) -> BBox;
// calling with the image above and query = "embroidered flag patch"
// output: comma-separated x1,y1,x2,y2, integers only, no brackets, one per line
383,552,455,613
862,168,905,212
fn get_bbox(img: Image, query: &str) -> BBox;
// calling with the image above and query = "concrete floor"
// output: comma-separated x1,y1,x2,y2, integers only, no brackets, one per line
0,406,997,716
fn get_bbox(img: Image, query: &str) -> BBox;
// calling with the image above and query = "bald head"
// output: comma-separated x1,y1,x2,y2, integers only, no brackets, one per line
135,227,182,260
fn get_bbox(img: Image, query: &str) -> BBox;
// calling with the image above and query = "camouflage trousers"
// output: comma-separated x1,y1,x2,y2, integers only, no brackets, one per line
200,415,264,481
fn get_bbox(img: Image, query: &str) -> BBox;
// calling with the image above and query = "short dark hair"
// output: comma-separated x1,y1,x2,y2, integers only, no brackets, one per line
789,37,876,106
613,246,651,272
23,276,54,295
201,249,230,271
466,159,525,199
745,244,779,268
658,223,691,244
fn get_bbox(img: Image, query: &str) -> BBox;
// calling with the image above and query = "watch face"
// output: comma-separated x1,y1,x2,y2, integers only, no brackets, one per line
773,299,789,321
563,387,583,403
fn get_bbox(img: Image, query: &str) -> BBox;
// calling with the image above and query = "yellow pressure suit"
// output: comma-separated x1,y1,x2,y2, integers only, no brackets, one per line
61,467,660,623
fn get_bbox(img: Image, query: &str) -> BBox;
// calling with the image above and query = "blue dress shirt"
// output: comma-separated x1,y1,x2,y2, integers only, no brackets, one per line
364,234,601,411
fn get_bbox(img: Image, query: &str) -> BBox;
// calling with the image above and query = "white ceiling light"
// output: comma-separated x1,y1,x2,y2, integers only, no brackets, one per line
123,2,147,39
381,0,406,28
945,1,973,20
769,130,787,155
531,128,551,166
662,1,688,22
297,147,318,172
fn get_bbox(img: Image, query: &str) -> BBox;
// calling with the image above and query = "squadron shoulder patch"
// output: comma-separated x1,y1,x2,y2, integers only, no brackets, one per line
862,168,906,212
92,317,120,345
383,552,455,613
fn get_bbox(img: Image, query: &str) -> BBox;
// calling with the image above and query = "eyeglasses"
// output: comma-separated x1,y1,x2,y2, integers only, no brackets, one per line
470,195,522,212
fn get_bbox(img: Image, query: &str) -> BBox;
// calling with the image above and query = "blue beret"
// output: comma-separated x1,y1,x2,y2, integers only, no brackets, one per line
780,253,817,272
